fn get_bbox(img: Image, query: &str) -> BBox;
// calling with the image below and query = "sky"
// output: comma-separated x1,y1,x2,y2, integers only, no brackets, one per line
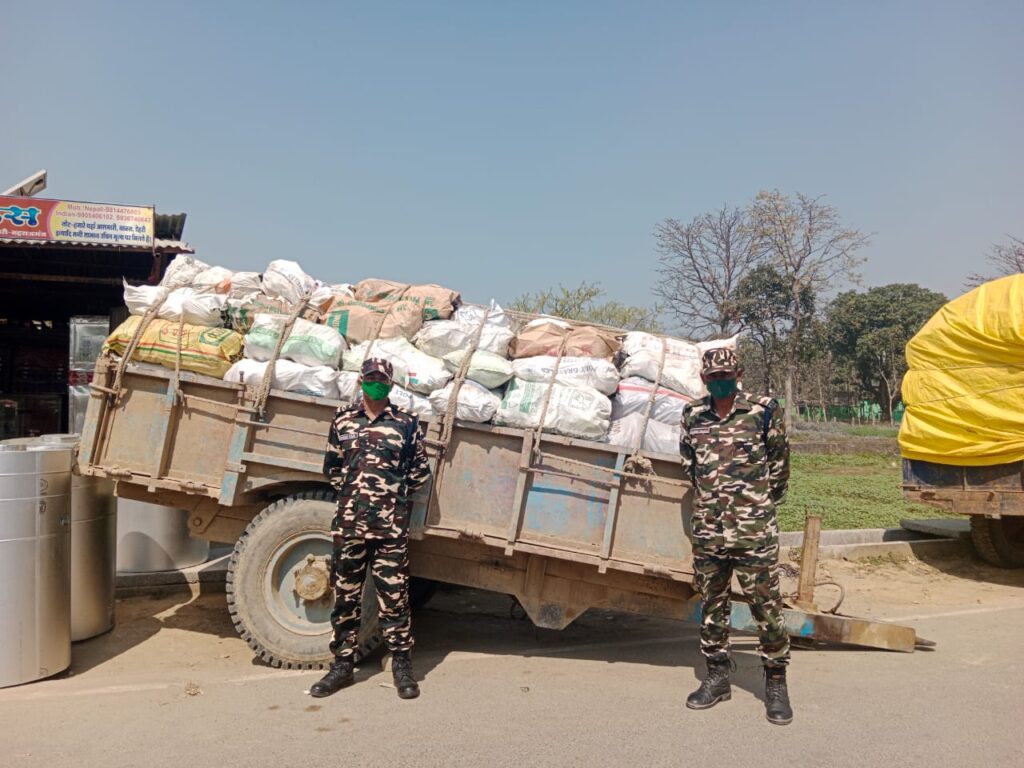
3,1,1021,318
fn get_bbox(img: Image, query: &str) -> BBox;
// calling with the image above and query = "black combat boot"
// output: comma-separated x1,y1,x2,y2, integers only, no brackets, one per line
686,659,732,710
392,650,420,700
764,666,793,725
309,657,354,698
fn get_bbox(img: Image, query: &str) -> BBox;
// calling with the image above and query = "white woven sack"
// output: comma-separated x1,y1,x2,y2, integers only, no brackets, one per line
606,413,680,455
160,255,211,290
125,282,225,327
227,272,263,299
343,338,450,394
261,259,317,305
192,266,234,293
224,359,338,399
336,371,360,403
621,332,700,360
695,335,739,355
611,376,695,425
413,320,514,358
512,355,619,396
619,351,704,399
389,385,436,419
428,380,501,423
495,378,610,441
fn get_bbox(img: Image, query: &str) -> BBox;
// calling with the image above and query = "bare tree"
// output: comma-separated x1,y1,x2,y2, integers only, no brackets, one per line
750,190,869,430
654,205,765,337
966,235,1024,288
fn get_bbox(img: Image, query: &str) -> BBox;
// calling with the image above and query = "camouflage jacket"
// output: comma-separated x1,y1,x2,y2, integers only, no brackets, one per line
323,402,432,540
679,392,790,551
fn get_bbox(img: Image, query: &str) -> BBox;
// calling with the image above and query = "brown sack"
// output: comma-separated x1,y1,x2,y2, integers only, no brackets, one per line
322,297,423,344
509,320,569,359
510,320,621,361
566,326,621,360
354,279,460,321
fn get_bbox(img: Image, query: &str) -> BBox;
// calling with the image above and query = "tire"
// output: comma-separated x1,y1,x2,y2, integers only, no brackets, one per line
226,490,380,669
969,515,1024,569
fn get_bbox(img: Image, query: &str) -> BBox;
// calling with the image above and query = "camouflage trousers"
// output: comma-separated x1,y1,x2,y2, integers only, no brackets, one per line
329,536,413,659
693,543,790,668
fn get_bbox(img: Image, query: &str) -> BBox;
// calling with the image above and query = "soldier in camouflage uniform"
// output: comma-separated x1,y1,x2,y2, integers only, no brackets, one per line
680,348,793,725
310,357,432,700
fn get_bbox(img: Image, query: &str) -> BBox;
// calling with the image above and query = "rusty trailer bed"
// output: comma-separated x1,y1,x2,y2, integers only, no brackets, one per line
79,357,922,657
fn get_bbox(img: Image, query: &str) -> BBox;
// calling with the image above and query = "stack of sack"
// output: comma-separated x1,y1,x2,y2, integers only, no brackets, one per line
107,256,348,397
108,256,245,379
106,255,743,452
604,332,738,454
492,317,622,440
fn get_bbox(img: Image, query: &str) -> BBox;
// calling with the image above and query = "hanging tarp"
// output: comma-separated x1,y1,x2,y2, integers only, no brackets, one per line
900,274,1024,466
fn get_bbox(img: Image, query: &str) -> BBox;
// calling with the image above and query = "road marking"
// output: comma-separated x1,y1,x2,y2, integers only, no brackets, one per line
14,682,175,700
885,604,1024,622
228,670,311,683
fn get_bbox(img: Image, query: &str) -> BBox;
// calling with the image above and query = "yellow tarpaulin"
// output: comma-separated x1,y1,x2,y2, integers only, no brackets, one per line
900,274,1024,466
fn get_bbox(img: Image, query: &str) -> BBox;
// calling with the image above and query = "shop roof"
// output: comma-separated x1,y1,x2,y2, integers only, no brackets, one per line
0,237,194,254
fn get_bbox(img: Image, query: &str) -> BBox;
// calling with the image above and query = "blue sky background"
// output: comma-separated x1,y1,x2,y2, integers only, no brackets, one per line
3,2,1021,323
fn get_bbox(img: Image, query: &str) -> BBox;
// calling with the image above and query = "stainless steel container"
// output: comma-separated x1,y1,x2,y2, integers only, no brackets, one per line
69,316,110,369
0,444,72,688
38,435,117,641
67,386,91,436
116,499,210,573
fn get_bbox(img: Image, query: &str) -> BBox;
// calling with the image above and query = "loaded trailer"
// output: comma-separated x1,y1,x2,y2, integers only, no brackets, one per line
903,459,1024,568
78,356,924,668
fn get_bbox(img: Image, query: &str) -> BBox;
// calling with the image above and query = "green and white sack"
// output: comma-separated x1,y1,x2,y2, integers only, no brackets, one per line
495,378,611,441
442,349,513,389
245,314,347,369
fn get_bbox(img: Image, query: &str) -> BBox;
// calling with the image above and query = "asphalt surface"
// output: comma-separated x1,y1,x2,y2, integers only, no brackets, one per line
2,559,1023,768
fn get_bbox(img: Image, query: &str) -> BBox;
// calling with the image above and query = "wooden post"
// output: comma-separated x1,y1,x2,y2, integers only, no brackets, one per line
795,514,822,611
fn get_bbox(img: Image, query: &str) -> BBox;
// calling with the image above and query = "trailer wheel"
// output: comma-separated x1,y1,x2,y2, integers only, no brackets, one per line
226,490,379,669
969,515,1024,568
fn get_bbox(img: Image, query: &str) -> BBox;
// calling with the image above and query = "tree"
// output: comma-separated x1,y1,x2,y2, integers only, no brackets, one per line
653,205,765,337
750,190,869,429
509,281,663,332
730,263,814,395
966,235,1024,288
826,284,947,423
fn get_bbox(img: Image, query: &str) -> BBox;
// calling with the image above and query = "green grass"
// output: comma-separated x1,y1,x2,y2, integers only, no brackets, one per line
779,453,958,532
790,422,900,441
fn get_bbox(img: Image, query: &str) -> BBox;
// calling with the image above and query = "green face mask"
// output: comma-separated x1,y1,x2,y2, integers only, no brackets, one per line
706,378,738,399
361,381,392,401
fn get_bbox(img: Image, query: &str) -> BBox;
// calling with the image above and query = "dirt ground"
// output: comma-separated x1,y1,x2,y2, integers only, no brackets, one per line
2,555,1023,768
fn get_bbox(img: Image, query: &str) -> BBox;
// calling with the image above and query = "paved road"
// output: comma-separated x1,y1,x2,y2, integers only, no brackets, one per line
2,560,1022,768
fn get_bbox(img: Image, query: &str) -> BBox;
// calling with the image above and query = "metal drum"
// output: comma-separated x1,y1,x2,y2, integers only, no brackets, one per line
38,435,117,641
0,444,72,688
116,499,210,573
